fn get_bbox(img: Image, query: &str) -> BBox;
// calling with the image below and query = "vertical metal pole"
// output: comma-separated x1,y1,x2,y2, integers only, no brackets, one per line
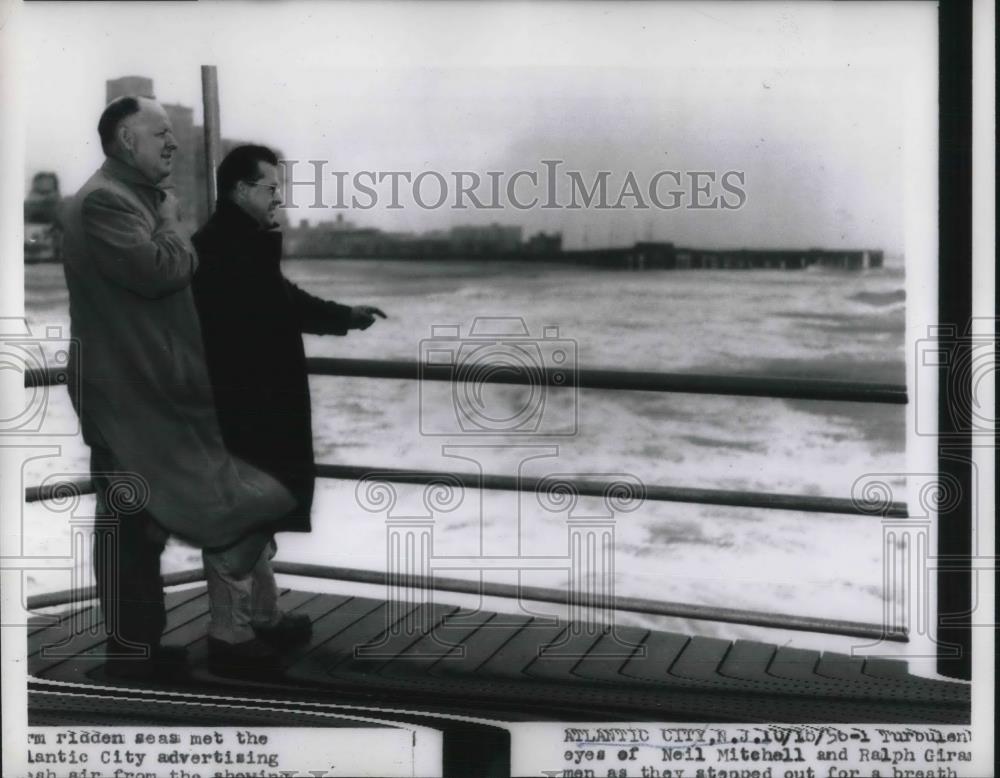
201,66,221,216
937,0,973,682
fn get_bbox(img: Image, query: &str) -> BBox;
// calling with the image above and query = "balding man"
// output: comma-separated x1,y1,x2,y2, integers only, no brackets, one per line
61,96,293,681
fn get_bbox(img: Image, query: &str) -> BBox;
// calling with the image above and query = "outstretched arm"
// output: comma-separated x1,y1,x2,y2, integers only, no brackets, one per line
285,280,388,334
284,279,353,335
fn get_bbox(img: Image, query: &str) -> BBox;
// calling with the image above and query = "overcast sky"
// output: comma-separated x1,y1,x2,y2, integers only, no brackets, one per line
13,1,936,252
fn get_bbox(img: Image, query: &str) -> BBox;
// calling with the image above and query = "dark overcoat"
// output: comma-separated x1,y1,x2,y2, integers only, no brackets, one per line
191,200,353,533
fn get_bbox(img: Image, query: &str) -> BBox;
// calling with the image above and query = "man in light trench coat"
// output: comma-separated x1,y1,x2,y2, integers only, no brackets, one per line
61,96,295,680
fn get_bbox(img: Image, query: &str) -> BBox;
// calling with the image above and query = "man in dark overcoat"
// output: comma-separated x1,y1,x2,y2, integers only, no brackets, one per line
192,144,385,676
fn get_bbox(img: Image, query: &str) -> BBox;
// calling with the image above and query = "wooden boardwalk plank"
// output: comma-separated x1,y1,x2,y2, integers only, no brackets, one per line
572,627,649,683
430,613,532,677
337,602,460,674
379,611,494,676
524,628,606,682
30,588,210,678
816,651,866,680
719,640,777,682
308,594,387,636
768,646,821,681
670,636,732,681
620,631,689,682
280,595,393,681
476,621,570,679
864,657,917,679
287,597,423,679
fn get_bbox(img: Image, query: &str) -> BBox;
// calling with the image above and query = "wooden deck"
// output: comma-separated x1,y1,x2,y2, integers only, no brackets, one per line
28,583,970,727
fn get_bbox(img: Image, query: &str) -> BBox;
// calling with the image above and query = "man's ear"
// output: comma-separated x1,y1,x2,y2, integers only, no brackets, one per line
117,124,134,154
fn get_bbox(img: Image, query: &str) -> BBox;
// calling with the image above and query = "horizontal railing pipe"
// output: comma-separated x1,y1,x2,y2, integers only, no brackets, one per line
24,562,907,642
319,464,908,518
25,568,206,611
309,358,908,404
25,358,908,404
24,470,908,518
271,561,907,642
25,480,94,504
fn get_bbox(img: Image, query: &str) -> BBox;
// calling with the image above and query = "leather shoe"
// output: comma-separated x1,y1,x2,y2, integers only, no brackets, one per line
104,645,188,682
253,613,312,649
207,637,282,680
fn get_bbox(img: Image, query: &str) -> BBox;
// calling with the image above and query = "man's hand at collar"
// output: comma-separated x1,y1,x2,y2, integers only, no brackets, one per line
157,190,183,227
349,305,388,331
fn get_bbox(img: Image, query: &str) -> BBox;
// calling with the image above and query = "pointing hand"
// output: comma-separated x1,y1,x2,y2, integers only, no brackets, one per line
349,305,388,331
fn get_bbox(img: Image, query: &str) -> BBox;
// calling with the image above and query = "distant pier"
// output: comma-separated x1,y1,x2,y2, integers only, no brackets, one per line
284,232,884,270
281,217,882,268
556,242,885,271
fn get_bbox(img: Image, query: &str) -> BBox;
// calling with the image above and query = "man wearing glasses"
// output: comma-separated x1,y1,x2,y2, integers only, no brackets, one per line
192,145,386,678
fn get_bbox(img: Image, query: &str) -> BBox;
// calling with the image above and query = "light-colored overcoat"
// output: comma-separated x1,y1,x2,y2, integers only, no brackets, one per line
61,158,294,547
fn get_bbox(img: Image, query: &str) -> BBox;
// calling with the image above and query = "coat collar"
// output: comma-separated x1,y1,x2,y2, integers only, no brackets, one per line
212,198,269,235
205,199,283,263
100,156,165,192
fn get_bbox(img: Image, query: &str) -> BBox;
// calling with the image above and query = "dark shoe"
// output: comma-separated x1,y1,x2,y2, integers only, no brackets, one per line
104,645,188,682
253,613,312,649
207,637,282,680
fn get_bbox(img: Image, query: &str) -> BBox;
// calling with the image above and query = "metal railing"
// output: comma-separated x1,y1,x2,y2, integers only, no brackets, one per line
23,358,910,640
26,358,909,404
26,561,907,642
25,465,908,518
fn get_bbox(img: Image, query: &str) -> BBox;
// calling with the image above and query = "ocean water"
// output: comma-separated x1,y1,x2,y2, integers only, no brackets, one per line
21,258,907,655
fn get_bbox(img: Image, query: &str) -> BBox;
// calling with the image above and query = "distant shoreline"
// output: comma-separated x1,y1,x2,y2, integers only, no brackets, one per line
283,245,886,271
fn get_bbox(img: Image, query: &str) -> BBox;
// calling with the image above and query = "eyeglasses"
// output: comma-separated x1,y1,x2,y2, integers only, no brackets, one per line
245,181,280,196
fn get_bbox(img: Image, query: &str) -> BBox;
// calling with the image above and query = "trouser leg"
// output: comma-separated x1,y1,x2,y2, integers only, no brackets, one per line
250,539,281,628
91,446,169,657
203,531,274,643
